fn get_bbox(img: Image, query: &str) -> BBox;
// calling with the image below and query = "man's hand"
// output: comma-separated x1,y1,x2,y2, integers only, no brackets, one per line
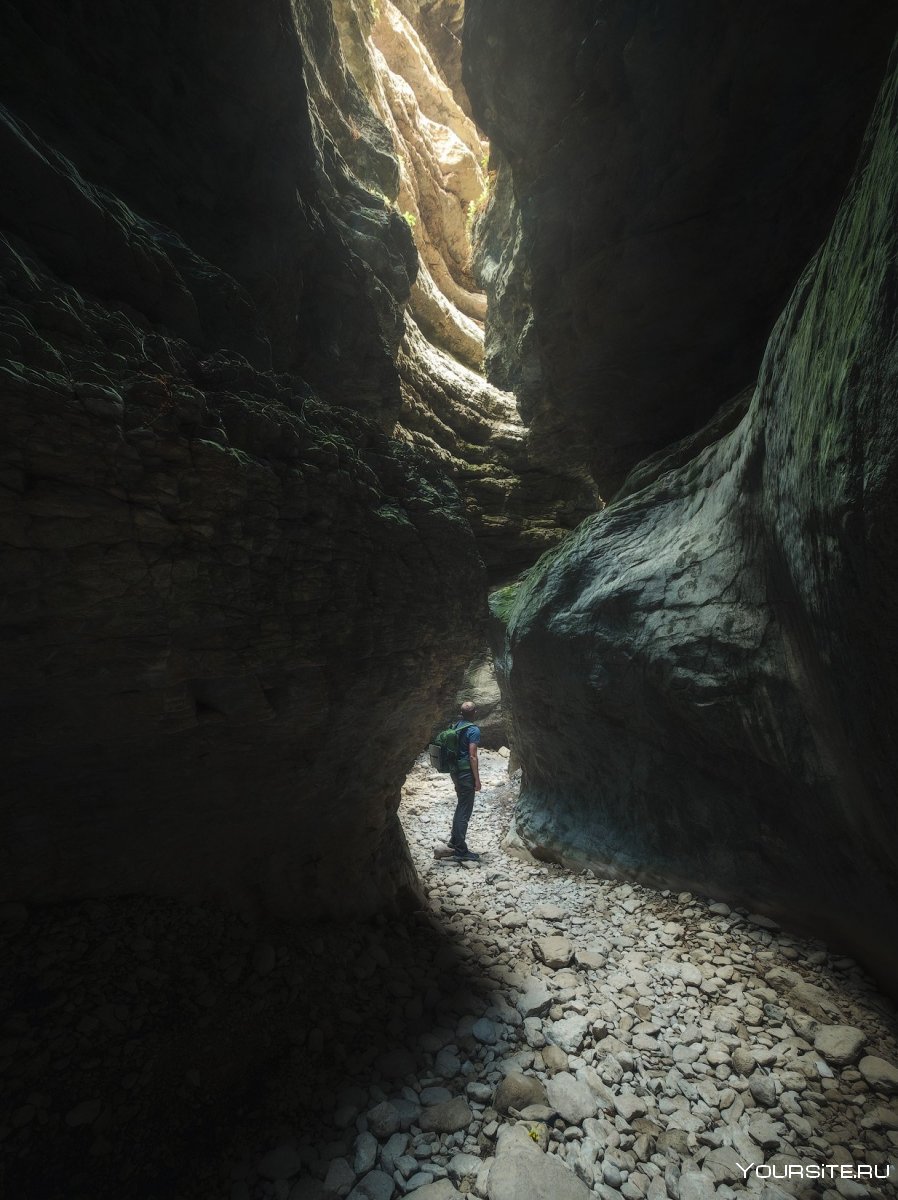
470,743,482,792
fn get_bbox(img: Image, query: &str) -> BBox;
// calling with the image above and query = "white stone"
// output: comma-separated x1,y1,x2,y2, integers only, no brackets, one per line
813,1025,866,1067
548,1015,590,1054
487,1124,591,1200
545,1072,598,1124
859,1055,898,1093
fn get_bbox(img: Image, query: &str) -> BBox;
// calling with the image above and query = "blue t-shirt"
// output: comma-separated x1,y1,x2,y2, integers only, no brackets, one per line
453,720,481,763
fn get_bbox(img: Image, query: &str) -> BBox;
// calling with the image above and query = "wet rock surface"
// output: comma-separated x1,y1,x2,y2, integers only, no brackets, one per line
4,751,896,1197
491,43,898,994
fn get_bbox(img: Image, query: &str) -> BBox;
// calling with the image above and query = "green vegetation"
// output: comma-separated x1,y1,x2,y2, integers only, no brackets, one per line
467,169,497,234
488,581,523,626
401,210,417,230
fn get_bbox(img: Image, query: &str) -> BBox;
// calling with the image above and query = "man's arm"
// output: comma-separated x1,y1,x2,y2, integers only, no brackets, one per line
469,741,481,792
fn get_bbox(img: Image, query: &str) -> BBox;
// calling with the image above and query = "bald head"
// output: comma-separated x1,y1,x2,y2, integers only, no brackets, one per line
460,701,477,719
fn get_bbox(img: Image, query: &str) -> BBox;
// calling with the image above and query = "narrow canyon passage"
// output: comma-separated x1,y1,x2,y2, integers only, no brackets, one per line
3,0,898,1198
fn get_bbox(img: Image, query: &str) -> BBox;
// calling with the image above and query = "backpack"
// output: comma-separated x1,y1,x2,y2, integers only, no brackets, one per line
428,721,474,773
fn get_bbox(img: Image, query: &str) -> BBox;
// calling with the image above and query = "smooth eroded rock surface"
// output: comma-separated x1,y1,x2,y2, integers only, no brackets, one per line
464,0,895,490
497,45,898,994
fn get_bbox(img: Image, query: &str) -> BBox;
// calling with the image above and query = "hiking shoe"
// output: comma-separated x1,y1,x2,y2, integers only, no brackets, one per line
452,849,480,863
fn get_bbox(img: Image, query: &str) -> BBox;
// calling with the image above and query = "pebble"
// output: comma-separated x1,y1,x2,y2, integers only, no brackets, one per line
533,935,573,969
472,1017,498,1045
859,1055,898,1093
545,1072,597,1124
367,1101,401,1139
814,1024,867,1066
353,1131,377,1174
419,1097,472,1134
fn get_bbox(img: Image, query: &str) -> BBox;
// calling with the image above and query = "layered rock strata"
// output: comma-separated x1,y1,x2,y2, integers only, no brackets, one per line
496,45,898,993
336,0,596,571
0,0,484,916
464,0,896,492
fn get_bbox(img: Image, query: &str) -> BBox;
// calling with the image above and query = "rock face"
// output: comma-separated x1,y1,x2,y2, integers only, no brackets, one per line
0,0,485,916
464,0,896,491
493,44,898,993
342,0,596,573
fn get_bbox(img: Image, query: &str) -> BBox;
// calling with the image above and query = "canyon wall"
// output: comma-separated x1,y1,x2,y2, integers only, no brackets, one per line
465,0,896,493
0,0,489,918
469,7,898,989
335,0,596,574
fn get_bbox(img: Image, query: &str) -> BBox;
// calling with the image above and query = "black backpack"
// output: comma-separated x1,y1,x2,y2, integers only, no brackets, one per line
428,721,474,773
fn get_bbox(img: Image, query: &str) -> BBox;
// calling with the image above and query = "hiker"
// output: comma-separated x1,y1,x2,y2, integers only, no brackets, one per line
447,700,482,862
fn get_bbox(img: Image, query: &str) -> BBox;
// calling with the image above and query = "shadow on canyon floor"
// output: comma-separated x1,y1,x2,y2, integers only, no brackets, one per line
0,888,488,1199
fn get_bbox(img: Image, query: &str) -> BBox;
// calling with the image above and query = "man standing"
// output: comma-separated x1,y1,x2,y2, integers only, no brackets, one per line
448,700,482,862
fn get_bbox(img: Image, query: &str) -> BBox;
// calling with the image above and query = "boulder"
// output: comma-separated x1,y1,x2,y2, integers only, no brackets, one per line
494,1073,547,1115
859,1056,898,1094
544,1073,597,1125
420,1097,473,1135
533,937,573,970
813,1026,867,1067
487,1124,591,1200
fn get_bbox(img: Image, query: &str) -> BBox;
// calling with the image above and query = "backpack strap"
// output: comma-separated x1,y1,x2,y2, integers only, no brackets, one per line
453,720,474,751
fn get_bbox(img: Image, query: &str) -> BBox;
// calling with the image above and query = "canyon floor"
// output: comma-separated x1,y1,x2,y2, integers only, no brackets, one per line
2,752,897,1199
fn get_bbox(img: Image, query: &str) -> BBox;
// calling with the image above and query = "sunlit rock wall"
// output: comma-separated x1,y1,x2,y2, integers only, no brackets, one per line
333,0,596,574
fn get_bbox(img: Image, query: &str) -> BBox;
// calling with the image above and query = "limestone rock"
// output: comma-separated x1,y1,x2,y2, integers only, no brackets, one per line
367,1101,401,1139
487,1124,591,1200
541,1045,568,1075
748,1073,777,1108
533,937,573,970
447,1153,481,1184
419,1097,473,1134
325,1158,356,1194
859,1056,898,1094
517,980,553,1019
494,1073,547,1115
546,1015,589,1054
402,1182,461,1200
544,1073,597,1125
347,1171,395,1200
814,1026,866,1067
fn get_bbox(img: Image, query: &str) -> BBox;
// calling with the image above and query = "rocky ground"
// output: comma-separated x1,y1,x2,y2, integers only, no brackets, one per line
1,750,897,1199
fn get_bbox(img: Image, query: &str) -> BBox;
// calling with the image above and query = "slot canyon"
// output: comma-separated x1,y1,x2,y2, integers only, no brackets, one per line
1,1,898,1197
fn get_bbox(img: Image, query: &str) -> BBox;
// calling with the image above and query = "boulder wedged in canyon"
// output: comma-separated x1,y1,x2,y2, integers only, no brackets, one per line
464,0,897,491
498,45,898,993
0,0,485,918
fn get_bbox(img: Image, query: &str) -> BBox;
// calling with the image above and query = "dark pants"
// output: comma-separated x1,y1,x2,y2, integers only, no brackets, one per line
449,770,476,850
